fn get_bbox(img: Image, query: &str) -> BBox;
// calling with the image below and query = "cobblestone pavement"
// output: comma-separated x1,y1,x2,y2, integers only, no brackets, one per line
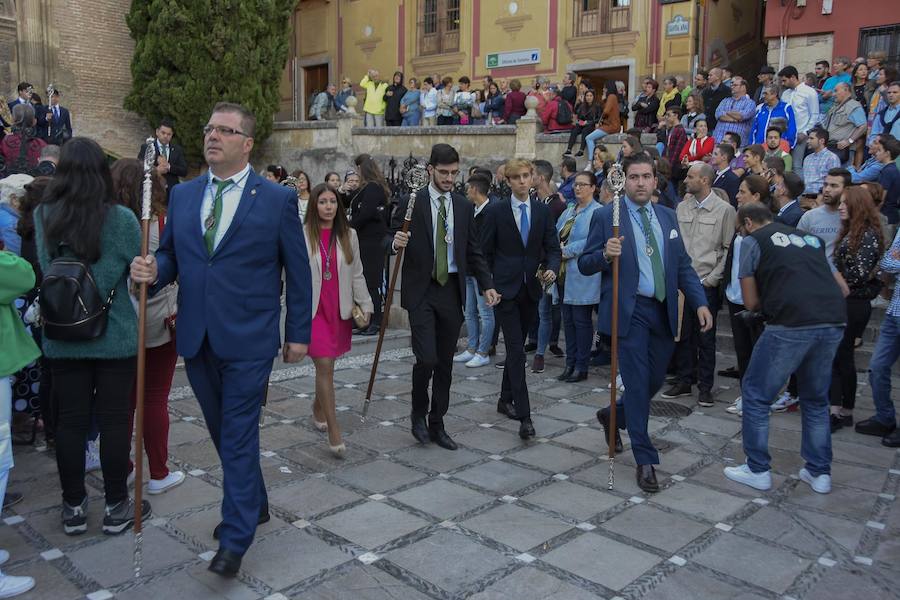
3,332,900,599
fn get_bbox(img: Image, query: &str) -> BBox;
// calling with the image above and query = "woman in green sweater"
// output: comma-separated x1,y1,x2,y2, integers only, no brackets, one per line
33,137,150,536
0,250,39,598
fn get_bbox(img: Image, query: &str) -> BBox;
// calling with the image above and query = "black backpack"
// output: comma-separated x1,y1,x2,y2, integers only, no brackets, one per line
555,99,573,125
39,239,116,341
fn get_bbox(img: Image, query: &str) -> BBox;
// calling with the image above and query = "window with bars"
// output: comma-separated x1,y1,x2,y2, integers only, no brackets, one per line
418,0,460,55
859,24,900,69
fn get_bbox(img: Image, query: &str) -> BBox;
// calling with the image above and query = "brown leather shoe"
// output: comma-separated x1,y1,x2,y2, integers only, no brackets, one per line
636,465,659,493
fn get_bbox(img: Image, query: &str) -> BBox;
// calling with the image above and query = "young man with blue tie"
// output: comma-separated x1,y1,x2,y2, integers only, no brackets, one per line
131,102,312,577
480,159,562,439
579,153,712,492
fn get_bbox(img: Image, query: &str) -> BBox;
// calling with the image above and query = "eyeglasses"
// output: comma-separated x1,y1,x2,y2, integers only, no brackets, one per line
573,182,594,188
203,125,249,137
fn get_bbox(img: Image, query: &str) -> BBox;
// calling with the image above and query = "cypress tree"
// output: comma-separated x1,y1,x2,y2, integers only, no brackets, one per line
125,0,295,164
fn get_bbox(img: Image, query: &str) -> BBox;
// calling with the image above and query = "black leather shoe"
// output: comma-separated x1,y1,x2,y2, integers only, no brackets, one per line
717,365,740,379
524,342,537,353
411,417,430,444
519,417,536,440
596,409,623,453
883,428,900,448
358,324,380,336
429,425,458,451
548,344,565,357
556,367,574,382
497,400,518,419
208,548,242,577
636,465,659,493
855,417,896,437
214,506,270,540
564,371,588,383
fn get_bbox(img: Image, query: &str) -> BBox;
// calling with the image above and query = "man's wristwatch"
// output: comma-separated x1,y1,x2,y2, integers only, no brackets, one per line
848,138,854,145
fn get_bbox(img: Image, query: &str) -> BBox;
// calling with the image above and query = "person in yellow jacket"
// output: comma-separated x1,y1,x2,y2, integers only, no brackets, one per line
0,251,39,597
360,69,388,127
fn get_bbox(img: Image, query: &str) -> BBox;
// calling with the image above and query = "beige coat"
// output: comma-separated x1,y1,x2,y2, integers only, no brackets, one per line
308,227,373,319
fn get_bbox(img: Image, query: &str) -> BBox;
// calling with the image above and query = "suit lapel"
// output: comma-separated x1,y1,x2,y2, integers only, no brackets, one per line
619,199,638,268
213,170,260,256
417,189,434,251
501,198,523,250
452,193,465,263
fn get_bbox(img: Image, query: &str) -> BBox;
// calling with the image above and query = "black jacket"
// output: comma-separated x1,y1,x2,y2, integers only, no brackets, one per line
702,84,731,132
479,197,561,301
713,168,741,208
138,140,188,196
385,84,407,121
391,187,493,311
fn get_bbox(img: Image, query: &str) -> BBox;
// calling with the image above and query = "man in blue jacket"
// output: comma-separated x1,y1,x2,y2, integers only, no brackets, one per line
579,154,711,492
750,84,797,147
131,102,312,577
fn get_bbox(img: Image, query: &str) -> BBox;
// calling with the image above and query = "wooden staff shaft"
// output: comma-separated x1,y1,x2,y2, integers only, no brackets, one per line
608,223,620,459
133,218,150,534
364,218,412,406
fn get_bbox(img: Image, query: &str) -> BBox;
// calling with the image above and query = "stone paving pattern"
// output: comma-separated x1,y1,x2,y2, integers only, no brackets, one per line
3,332,900,599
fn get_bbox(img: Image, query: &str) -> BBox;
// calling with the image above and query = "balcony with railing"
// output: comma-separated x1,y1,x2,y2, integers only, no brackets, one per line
573,1,631,37
566,0,637,60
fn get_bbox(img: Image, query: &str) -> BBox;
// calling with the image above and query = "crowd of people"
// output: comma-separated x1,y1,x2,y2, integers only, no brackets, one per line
1,50,900,593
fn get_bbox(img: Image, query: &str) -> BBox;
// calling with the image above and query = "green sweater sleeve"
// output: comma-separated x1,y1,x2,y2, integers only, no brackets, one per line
0,251,40,377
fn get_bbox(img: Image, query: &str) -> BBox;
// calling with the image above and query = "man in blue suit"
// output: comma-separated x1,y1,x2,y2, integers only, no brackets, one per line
45,90,73,146
130,102,312,576
579,154,712,493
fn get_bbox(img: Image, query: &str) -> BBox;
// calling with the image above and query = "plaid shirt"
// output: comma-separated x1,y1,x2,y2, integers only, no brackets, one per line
801,149,841,194
713,95,756,144
664,125,688,167
883,230,900,317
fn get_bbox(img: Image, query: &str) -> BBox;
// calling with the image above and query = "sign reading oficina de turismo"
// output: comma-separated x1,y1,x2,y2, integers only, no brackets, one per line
486,49,541,69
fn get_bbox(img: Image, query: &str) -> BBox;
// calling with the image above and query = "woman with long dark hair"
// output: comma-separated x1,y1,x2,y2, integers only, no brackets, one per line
830,186,884,431
350,158,389,334
110,158,185,495
584,81,621,165
305,184,372,455
564,88,601,157
33,137,149,535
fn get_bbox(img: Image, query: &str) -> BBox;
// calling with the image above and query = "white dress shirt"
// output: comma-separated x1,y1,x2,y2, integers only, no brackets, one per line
200,163,252,251
428,183,457,273
782,82,820,134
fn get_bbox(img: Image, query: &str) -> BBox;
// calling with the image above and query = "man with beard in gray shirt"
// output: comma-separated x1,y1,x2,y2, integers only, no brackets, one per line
798,168,850,284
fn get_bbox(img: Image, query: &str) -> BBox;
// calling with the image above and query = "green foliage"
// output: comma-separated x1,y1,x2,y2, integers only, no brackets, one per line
125,0,295,165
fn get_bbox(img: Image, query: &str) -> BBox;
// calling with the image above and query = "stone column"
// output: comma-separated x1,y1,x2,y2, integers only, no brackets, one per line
14,0,51,85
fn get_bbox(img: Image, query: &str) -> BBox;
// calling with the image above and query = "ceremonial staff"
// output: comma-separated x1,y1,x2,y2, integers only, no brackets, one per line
606,163,626,489
363,163,429,417
132,138,155,577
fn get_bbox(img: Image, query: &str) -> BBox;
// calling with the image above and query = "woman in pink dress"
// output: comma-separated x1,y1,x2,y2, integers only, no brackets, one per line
305,183,373,457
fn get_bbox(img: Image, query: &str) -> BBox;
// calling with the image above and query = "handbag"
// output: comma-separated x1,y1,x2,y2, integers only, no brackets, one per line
351,303,370,329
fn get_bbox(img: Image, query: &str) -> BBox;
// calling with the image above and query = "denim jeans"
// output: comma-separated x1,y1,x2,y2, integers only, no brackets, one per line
562,304,593,371
401,111,421,126
464,276,495,354
534,292,560,355
741,325,843,476
585,129,608,163
869,313,900,425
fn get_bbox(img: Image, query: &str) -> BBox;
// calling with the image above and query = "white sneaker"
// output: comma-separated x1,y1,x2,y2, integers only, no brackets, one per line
147,470,186,495
465,354,490,368
799,468,831,494
453,350,475,363
84,439,101,473
723,463,772,490
607,374,625,393
771,392,799,413
725,396,743,415
0,573,36,598
0,550,8,566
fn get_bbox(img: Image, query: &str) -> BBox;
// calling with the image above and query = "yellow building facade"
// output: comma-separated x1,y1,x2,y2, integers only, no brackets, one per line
279,0,764,121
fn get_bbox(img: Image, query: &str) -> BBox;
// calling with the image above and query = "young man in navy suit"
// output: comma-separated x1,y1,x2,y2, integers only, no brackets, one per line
711,143,741,207
480,158,562,439
579,154,712,492
131,102,312,577
46,90,72,146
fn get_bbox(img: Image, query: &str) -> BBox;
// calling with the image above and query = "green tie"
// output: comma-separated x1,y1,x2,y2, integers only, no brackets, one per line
433,195,449,286
638,206,666,302
204,178,232,254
